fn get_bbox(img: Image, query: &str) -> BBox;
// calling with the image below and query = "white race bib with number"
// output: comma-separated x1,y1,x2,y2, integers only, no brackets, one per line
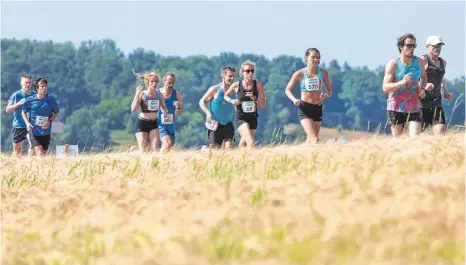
205,120,219,131
162,113,174,124
241,101,256,113
35,116,48,126
304,78,320,91
147,100,159,111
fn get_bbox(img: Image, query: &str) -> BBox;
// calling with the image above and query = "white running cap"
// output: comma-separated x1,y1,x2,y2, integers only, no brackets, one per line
426,35,445,46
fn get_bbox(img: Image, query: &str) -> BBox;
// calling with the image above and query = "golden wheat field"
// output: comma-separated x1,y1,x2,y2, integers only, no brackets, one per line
1,132,465,265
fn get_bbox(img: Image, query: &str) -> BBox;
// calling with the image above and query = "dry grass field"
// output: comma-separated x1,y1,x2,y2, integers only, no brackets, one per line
1,132,464,265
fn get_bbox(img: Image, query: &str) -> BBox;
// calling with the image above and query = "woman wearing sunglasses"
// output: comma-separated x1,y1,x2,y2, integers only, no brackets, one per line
224,60,266,151
284,48,333,144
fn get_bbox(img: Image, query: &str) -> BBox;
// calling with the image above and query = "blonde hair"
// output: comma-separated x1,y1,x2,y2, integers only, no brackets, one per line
132,68,160,88
240,60,256,73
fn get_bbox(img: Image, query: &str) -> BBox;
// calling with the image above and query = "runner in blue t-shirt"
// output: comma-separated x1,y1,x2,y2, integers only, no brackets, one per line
5,74,36,157
22,78,59,156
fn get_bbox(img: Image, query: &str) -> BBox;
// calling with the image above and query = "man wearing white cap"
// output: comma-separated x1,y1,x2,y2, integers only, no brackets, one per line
419,35,453,135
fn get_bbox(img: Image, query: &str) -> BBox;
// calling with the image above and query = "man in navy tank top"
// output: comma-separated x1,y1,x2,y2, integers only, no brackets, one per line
158,72,183,151
199,66,237,150
419,35,453,135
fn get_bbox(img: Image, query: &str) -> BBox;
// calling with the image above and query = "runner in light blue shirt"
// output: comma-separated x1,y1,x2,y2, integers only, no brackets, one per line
5,74,35,157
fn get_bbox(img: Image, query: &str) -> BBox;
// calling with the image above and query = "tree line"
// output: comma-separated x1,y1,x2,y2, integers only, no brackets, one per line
1,38,464,151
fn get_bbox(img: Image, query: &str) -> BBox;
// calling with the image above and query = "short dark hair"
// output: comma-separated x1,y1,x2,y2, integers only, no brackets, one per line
221,66,235,75
305,48,321,57
33,77,48,92
397,33,416,52
163,72,176,82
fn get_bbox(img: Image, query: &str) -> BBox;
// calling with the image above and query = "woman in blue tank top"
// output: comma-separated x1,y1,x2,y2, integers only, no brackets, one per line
131,71,168,153
224,60,266,151
285,48,333,144
157,72,183,151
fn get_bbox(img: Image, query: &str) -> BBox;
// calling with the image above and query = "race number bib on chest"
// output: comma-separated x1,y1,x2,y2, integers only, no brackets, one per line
35,116,48,126
205,120,219,131
147,100,159,111
304,78,320,91
241,101,256,113
162,113,174,124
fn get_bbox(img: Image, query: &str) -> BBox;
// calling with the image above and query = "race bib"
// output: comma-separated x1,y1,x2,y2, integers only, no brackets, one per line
147,100,159,111
241,101,256,113
304,78,320,91
205,120,219,131
161,113,174,124
35,116,48,126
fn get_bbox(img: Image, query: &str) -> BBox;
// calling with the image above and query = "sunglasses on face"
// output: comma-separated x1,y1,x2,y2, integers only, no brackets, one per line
431,44,442,49
405,44,417,49
244,69,255,74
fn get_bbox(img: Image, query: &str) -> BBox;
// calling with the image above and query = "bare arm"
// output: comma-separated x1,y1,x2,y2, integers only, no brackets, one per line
199,86,218,117
418,57,428,90
131,94,142,112
256,81,266,108
41,112,59,129
131,85,144,112
420,55,428,70
5,99,25,114
157,91,168,114
21,110,32,131
49,113,59,122
321,69,333,97
176,91,183,115
441,59,448,94
285,70,302,104
382,59,406,93
224,82,240,106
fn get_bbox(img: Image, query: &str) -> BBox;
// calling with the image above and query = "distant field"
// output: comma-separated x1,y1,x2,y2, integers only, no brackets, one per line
284,125,376,141
110,125,378,149
110,129,136,147
2,133,464,265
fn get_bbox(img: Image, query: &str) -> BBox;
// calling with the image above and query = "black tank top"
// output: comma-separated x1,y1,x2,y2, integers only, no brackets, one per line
421,54,445,108
236,80,259,119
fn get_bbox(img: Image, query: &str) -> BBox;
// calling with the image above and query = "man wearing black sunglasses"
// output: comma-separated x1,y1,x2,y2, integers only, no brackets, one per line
382,33,433,138
419,35,453,135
